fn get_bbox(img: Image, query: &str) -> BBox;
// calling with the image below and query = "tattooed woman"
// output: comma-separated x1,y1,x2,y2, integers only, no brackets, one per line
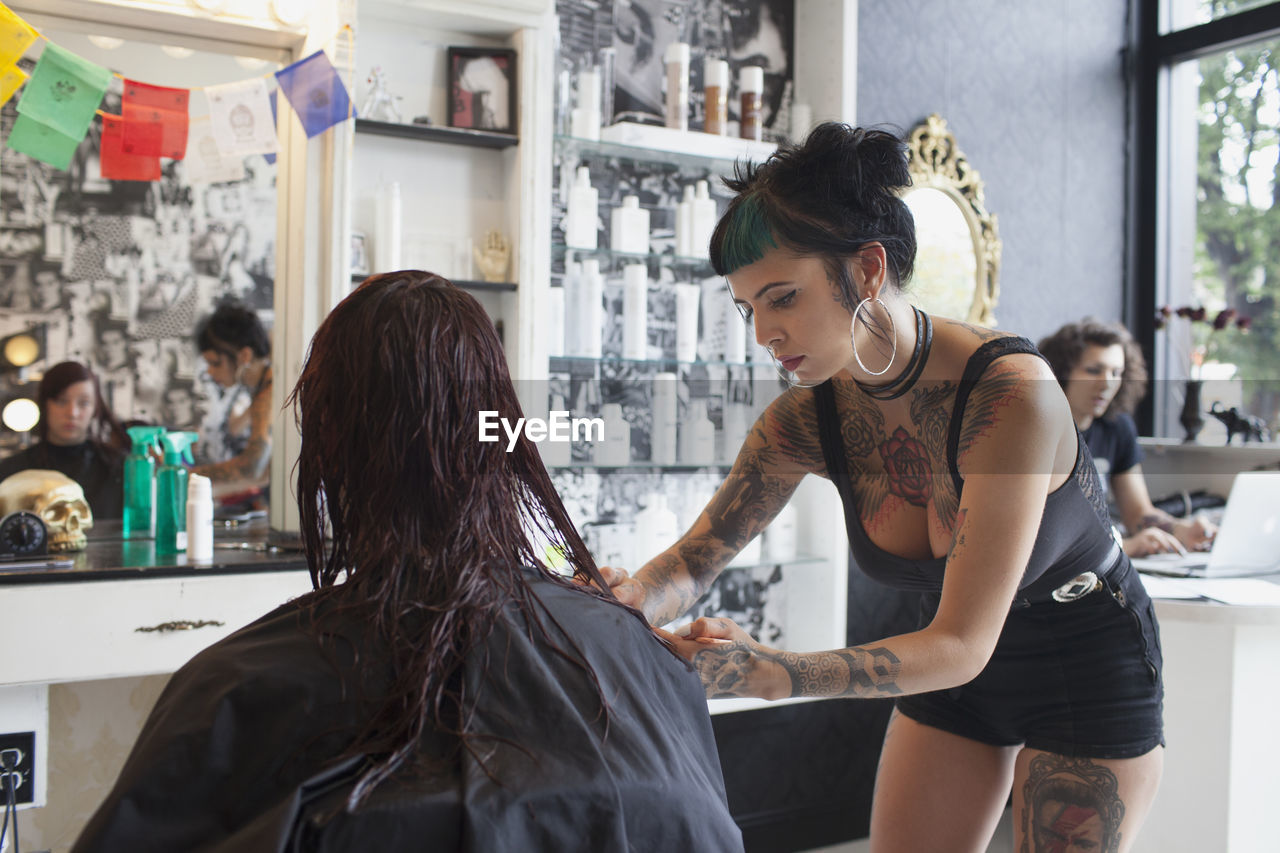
605,124,1164,852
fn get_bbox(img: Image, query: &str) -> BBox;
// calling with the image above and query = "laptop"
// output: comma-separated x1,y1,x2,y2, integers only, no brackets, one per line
1131,471,1280,577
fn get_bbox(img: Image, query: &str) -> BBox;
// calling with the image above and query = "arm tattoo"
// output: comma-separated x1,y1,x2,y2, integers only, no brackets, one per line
1020,754,1126,853
692,643,903,700
954,362,1025,472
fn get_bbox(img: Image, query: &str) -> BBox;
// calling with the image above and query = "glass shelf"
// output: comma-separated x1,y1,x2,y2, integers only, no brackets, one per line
548,354,762,370
552,243,715,272
554,131,773,172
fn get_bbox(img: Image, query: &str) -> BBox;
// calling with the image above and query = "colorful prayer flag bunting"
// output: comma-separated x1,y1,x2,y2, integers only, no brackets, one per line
100,113,162,181
0,4,37,68
0,63,26,106
274,49,354,138
6,112,80,170
206,77,277,156
17,42,111,140
183,116,246,185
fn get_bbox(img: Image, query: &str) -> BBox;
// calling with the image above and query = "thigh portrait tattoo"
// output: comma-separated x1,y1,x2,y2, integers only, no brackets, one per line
1020,754,1125,853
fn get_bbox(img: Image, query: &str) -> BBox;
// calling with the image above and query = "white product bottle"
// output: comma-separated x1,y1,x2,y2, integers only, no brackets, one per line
651,371,678,466
723,298,747,363
185,474,214,562
691,180,716,260
547,285,565,358
673,281,700,362
634,494,679,565
729,532,763,567
562,261,583,356
540,393,572,467
764,501,798,563
664,42,690,131
675,184,695,257
564,166,599,250
610,195,651,255
739,65,764,141
597,402,631,466
622,263,648,360
570,67,601,141
579,259,604,358
721,400,751,464
680,399,716,466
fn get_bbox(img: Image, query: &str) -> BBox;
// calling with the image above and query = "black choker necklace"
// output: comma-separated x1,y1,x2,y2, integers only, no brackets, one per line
856,306,932,401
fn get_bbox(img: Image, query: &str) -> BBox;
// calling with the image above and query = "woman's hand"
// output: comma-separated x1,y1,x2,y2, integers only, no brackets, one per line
1124,527,1188,557
595,565,646,611
654,617,792,701
1172,514,1217,552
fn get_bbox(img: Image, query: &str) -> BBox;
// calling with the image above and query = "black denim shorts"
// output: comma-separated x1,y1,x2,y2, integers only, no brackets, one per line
896,555,1165,759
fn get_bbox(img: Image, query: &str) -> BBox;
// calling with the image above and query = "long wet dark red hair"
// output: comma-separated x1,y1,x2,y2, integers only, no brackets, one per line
289,271,644,803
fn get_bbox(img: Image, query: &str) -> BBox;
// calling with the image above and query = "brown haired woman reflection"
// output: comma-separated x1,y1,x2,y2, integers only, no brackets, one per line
74,272,742,852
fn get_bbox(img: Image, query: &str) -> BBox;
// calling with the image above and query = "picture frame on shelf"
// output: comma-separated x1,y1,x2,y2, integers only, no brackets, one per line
350,231,369,276
447,47,517,134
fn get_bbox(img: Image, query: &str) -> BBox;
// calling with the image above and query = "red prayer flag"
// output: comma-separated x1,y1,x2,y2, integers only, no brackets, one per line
122,79,189,160
100,113,161,181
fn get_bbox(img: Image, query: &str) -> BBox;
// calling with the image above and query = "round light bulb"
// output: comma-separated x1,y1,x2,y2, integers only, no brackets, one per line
234,55,268,70
88,35,125,50
271,0,306,26
3,334,39,368
161,45,195,59
2,399,39,433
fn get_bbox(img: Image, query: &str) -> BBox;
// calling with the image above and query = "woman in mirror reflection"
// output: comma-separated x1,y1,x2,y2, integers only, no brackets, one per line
0,361,128,518
190,299,272,499
605,123,1163,852
1039,318,1216,558
73,272,742,852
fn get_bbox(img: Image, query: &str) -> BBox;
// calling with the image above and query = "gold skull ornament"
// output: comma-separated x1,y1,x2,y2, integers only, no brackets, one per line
0,469,94,551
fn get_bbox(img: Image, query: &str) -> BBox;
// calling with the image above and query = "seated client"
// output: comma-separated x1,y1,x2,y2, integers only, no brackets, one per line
0,361,128,519
1039,318,1215,556
73,271,743,852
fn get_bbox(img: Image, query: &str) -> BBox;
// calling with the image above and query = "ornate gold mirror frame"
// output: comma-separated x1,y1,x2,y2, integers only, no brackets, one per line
903,114,1002,326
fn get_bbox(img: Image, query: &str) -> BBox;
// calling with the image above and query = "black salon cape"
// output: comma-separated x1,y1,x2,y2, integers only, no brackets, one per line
73,569,743,852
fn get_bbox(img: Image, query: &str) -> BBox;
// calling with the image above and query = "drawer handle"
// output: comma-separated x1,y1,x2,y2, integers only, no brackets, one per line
135,619,225,633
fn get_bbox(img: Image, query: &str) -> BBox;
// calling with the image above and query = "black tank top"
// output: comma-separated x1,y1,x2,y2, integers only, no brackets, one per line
813,336,1116,599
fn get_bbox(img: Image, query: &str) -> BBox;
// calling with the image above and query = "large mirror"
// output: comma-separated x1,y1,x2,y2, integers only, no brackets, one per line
902,114,1001,326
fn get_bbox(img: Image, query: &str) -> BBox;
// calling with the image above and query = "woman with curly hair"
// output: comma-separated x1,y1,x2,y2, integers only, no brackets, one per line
74,272,742,852
1039,318,1216,557
606,123,1164,852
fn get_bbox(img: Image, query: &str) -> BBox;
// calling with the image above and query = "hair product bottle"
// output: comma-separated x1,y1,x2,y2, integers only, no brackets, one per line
680,398,716,466
675,184,695,257
185,473,214,562
691,180,716,259
564,166,599,250
723,299,747,363
570,67,601,141
622,263,649,360
651,372,678,466
580,258,604,357
155,431,197,554
540,393,572,468
764,501,798,563
610,194,650,255
664,42,690,131
597,402,631,466
123,425,165,538
739,65,764,141
674,282,700,362
634,494,679,566
704,58,729,135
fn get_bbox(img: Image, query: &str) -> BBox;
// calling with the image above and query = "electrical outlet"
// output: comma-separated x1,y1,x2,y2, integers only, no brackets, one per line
0,731,35,806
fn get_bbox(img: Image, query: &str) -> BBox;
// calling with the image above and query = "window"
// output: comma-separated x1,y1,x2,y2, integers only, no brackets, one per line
1133,0,1280,439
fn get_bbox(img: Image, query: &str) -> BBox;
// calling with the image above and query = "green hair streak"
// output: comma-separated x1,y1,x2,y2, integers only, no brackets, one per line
719,194,778,274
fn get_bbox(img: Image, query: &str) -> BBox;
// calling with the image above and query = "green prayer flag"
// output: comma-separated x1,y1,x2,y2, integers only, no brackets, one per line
6,112,80,170
17,42,111,140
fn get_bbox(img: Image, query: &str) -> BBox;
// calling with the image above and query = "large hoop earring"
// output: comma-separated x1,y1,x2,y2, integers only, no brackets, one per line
851,297,897,377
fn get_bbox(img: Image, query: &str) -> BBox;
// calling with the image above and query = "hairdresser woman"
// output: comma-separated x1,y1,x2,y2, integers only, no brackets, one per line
606,124,1163,852
0,361,128,518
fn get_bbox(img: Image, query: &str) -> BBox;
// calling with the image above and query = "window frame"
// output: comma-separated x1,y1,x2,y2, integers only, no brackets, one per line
1127,0,1280,435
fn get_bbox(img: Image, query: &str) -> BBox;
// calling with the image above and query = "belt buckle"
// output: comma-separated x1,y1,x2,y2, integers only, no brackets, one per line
1051,571,1101,603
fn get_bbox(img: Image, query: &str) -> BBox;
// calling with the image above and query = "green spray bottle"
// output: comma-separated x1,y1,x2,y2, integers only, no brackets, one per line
156,431,198,554
123,426,166,539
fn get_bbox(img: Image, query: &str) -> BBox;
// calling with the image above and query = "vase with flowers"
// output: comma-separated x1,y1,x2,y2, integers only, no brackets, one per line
1155,305,1252,442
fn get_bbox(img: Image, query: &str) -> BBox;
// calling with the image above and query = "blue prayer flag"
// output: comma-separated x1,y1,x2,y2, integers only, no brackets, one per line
274,50,353,139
